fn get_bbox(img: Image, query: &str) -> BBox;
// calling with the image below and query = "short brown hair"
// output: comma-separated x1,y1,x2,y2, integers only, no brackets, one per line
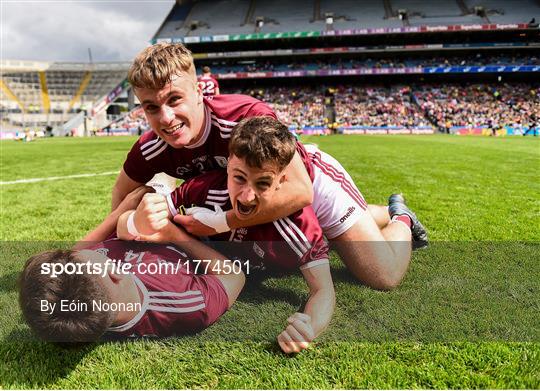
18,250,114,344
128,42,196,90
229,117,296,172
202,66,211,74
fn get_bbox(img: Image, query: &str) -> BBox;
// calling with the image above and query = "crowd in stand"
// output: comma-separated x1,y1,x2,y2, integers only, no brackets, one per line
108,83,538,133
242,87,327,129
333,85,431,128
208,53,538,74
414,83,539,131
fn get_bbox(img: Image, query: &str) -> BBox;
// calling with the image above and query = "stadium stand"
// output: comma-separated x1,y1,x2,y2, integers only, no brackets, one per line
2,0,538,138
334,85,430,128
152,0,538,40
222,83,539,135
319,0,400,29
390,0,480,26
249,1,315,32
244,86,327,130
154,1,197,37
202,53,539,74
1,60,128,130
184,0,251,35
414,83,539,133
466,0,539,24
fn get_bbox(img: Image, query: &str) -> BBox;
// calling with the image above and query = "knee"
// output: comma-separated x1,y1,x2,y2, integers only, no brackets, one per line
369,275,402,291
355,269,404,291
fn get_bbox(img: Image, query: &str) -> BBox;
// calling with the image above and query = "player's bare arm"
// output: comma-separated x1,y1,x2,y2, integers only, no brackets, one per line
111,168,144,210
277,263,335,354
158,222,245,308
176,151,314,236
118,205,244,308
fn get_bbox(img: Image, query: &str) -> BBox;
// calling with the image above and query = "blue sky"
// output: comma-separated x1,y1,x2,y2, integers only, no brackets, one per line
1,0,174,62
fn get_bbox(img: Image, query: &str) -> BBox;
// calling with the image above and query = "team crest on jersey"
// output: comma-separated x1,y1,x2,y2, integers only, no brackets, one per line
176,166,192,176
214,156,228,168
231,227,248,242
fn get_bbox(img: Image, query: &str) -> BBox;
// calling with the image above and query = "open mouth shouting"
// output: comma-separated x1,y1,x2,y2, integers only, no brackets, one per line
236,200,257,216
162,122,185,136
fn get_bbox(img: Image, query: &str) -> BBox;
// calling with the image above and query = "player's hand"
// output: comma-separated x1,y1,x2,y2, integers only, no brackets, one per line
174,214,219,236
115,186,153,214
136,220,183,243
277,312,315,354
134,193,169,235
174,205,230,235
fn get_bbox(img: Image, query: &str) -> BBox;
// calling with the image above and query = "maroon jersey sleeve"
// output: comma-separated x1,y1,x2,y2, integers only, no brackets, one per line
170,170,229,213
205,94,277,121
123,131,163,184
295,141,315,182
281,206,330,270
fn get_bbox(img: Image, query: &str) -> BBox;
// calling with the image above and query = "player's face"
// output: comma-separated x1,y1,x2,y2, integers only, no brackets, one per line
227,155,285,221
76,250,131,297
135,73,204,149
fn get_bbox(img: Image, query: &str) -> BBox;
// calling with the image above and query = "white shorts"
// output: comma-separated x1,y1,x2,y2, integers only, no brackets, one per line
305,145,367,239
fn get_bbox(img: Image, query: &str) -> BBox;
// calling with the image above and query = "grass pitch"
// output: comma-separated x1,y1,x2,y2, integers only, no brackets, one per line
0,135,539,389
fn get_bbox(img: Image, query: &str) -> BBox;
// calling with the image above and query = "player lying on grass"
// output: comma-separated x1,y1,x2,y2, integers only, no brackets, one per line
110,42,427,290
174,117,428,290
18,189,244,343
118,117,335,354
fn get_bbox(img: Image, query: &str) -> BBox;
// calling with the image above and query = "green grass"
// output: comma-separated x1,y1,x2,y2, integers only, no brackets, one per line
1,135,539,389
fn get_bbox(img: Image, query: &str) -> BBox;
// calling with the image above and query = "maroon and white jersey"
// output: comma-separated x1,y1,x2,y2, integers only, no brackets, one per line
123,94,277,184
85,239,229,338
169,170,329,272
197,74,220,97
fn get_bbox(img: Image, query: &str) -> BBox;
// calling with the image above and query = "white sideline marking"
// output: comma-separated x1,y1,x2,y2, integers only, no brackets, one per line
0,171,119,185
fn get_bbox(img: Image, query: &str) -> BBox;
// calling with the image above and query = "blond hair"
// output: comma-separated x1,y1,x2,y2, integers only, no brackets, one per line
128,42,196,90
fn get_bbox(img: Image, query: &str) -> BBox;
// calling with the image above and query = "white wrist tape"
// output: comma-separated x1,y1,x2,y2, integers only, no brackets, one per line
127,211,140,237
186,205,230,233
146,174,176,196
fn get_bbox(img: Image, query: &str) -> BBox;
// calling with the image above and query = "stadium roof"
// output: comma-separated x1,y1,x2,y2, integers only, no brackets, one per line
1,60,130,73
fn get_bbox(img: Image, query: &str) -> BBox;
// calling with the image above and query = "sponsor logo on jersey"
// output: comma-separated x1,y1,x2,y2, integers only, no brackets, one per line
339,206,356,224
253,243,265,258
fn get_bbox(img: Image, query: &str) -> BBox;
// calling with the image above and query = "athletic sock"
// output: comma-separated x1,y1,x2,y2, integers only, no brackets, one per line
391,214,412,229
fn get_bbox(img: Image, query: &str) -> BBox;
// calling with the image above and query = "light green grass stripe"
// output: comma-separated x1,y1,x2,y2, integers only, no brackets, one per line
0,171,118,185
